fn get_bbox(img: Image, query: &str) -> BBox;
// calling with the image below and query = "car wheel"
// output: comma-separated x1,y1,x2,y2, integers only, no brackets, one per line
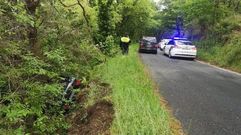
168,50,172,58
190,58,195,61
153,50,157,54
163,47,166,55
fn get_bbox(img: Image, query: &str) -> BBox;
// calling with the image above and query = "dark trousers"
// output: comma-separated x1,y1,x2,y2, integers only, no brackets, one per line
122,44,129,55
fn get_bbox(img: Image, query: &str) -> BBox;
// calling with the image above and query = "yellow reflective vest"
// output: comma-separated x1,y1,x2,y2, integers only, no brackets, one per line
121,37,130,43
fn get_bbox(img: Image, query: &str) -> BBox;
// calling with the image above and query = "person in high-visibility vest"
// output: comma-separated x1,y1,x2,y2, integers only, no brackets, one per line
120,34,131,55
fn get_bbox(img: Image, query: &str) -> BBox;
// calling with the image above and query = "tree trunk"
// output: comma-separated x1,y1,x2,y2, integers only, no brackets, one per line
235,1,240,11
25,0,40,56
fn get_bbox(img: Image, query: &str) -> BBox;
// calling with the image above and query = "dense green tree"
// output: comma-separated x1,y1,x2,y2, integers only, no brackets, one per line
116,0,158,39
157,0,241,72
158,0,240,39
0,0,104,134
0,0,161,134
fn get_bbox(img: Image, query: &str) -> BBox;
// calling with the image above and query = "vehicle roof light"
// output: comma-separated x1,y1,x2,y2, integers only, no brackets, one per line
173,37,188,40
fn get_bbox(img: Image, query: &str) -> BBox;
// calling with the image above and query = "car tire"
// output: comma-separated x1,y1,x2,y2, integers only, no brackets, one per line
163,51,167,56
168,50,172,58
153,50,157,54
190,58,195,61
138,49,142,53
163,47,166,55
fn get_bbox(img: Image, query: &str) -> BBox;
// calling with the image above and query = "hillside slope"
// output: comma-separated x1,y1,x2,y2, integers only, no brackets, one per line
197,15,241,72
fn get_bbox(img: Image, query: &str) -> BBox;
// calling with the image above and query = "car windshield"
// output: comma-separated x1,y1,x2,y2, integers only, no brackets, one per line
162,39,171,42
176,41,193,45
143,37,157,43
143,40,155,45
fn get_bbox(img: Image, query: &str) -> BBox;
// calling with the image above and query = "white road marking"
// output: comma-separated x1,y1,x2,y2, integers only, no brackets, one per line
196,60,241,77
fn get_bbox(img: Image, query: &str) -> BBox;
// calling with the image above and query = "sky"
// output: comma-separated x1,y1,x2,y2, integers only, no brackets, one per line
153,0,166,11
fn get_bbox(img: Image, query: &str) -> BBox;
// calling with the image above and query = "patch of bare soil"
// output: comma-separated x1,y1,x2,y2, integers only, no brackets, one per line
68,100,114,135
68,80,114,135
76,89,89,104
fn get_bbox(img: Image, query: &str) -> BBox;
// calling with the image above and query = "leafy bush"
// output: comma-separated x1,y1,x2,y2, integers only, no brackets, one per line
0,42,105,134
97,35,119,56
0,0,164,134
212,15,241,42
197,22,241,72
0,1,105,134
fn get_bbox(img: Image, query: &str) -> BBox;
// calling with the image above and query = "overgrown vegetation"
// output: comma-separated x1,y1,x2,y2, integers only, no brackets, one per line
0,0,161,134
196,15,241,72
5,0,240,134
157,0,241,72
97,45,173,135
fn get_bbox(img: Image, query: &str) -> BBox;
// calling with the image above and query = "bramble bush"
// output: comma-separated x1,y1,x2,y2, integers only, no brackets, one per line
0,0,160,134
0,1,105,134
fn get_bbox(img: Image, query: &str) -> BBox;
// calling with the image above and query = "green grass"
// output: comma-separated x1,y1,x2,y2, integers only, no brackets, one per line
197,39,241,73
196,14,241,73
99,44,172,135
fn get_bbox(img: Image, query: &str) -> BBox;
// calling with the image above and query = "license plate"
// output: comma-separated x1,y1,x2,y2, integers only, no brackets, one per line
147,45,152,47
182,47,189,50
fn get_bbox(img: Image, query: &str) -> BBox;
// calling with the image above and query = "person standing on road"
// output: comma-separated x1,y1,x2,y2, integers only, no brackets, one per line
120,34,131,55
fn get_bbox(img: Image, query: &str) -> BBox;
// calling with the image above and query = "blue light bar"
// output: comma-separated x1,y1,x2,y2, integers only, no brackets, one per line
173,37,188,40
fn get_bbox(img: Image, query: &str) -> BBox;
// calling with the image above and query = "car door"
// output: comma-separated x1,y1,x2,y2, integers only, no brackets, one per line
160,40,166,49
165,40,175,54
162,39,171,49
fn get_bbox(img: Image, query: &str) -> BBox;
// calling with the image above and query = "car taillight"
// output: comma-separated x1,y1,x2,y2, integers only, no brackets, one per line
192,47,197,50
173,45,181,49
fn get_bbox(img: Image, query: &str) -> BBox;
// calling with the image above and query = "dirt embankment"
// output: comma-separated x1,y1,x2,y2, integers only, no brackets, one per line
68,81,114,135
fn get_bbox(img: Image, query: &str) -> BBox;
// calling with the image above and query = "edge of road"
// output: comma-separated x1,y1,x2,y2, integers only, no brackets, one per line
158,48,241,77
138,53,185,135
195,59,241,77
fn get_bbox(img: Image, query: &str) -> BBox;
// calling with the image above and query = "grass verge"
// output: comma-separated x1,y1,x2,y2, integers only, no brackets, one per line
98,44,176,135
197,44,241,73
196,15,241,73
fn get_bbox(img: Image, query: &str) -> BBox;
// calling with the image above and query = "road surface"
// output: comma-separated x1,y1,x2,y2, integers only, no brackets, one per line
140,51,241,135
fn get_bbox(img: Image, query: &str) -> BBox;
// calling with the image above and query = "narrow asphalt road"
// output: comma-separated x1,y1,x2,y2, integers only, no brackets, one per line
140,51,241,135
